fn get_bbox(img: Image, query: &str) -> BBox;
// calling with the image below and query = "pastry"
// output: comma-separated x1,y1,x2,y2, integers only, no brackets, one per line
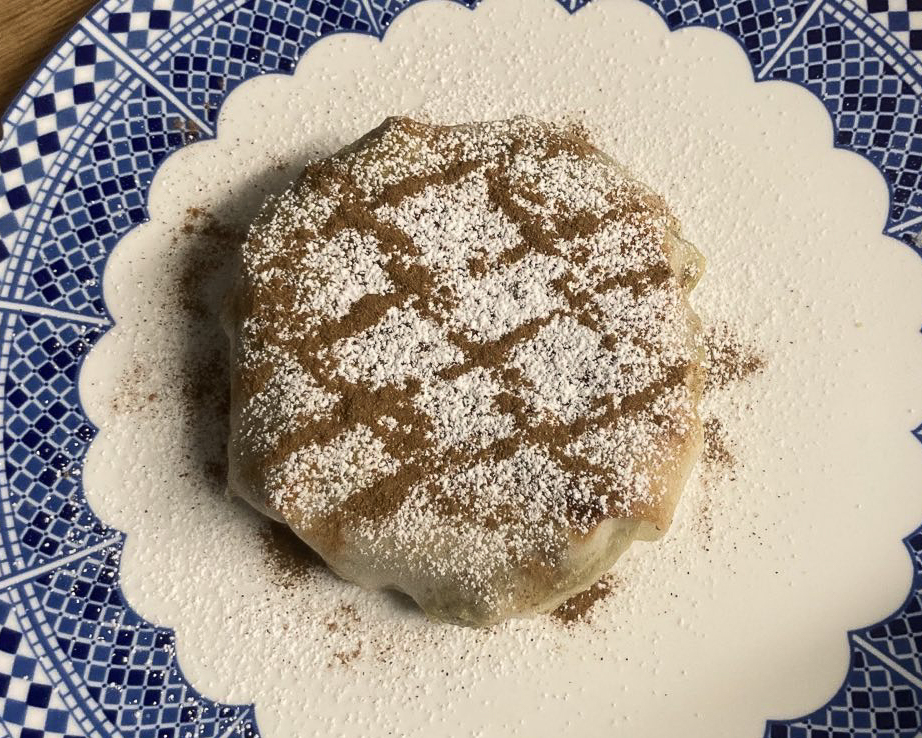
224,116,704,626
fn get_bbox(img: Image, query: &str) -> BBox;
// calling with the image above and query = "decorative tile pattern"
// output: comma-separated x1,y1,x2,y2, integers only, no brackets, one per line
0,314,109,573
13,84,194,317
764,1,922,238
25,546,250,738
365,0,476,31
764,645,922,736
87,0,200,54
642,0,811,69
0,30,121,243
860,0,922,53
859,531,922,677
0,1,921,737
151,0,375,128
0,599,83,738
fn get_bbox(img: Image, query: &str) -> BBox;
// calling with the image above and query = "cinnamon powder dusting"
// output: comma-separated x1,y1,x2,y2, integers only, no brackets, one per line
111,364,155,414
176,207,244,320
704,323,765,392
700,321,765,477
325,604,363,667
551,575,617,624
259,521,324,589
326,603,360,633
110,131,764,629
173,207,243,490
333,645,362,666
693,322,766,547
702,416,734,471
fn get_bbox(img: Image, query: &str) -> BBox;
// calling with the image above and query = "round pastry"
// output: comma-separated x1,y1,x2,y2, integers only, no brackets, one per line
224,116,704,626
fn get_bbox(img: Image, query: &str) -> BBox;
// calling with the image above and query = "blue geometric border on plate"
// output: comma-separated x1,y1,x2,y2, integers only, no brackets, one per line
0,0,921,735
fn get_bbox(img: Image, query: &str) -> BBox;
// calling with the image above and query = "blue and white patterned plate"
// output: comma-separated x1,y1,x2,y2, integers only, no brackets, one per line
1,0,922,736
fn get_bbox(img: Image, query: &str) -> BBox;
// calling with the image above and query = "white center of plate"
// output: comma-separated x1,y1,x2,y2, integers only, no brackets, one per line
80,0,922,736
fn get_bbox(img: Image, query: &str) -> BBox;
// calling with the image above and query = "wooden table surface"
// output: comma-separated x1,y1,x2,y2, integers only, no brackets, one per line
1,0,99,114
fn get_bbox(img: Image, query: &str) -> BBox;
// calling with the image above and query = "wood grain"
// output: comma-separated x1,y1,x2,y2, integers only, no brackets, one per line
1,0,98,113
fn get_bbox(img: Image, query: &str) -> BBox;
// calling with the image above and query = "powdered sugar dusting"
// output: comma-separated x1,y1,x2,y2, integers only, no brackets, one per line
449,254,568,342
330,305,464,388
356,445,601,594
377,171,523,276
238,345,337,453
271,425,399,521
413,368,515,451
292,228,392,326
511,314,636,423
